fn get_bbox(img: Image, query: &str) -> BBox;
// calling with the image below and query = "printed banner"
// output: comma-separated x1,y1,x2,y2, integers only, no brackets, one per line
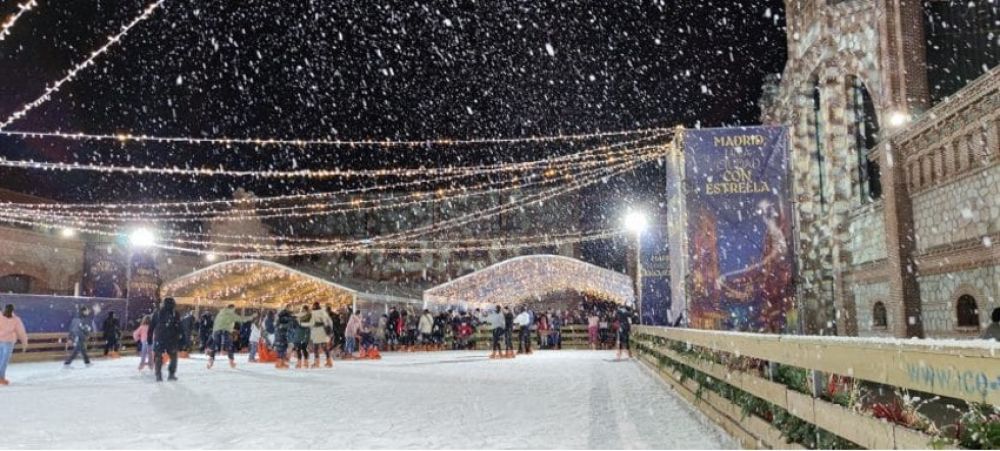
82,242,127,299
0,294,127,334
682,126,795,332
639,223,671,325
127,251,161,322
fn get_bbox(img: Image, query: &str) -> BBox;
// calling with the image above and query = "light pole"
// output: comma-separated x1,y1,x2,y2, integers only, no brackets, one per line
624,209,647,324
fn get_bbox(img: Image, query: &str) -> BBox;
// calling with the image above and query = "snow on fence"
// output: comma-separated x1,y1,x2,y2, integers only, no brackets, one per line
633,326,1000,449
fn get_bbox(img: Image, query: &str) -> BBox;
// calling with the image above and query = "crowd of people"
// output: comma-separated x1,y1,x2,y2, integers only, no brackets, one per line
0,298,651,385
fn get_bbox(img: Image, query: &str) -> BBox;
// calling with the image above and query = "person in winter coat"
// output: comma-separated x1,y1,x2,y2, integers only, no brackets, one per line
343,309,363,358
981,308,1000,341
273,306,294,369
248,320,262,362
503,306,515,358
64,306,95,367
208,305,255,369
307,302,333,368
101,312,121,357
264,310,276,346
197,312,214,353
386,307,400,351
550,310,563,350
375,314,388,349
488,305,506,359
133,316,152,371
179,311,195,357
292,306,311,368
514,308,533,355
405,311,419,351
587,311,600,350
616,306,633,360
0,304,29,385
418,309,434,351
149,297,183,381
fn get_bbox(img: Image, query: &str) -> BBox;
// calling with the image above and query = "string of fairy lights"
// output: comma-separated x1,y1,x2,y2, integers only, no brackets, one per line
0,0,37,42
0,0,164,130
0,145,661,224
0,152,658,255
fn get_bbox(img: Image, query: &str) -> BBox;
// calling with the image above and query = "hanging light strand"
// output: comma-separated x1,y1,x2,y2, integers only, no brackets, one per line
0,0,37,42
0,0,165,130
0,124,672,148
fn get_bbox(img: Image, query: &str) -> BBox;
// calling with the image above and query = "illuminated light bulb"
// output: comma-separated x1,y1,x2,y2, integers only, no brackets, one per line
128,227,157,248
205,253,218,262
624,209,647,234
888,111,911,128
60,227,77,238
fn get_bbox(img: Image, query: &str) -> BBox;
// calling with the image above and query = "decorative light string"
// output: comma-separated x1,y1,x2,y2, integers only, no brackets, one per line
0,155,649,249
0,134,667,213
0,125,673,148
0,146,660,222
0,155,653,255
0,0,164,130
0,0,37,42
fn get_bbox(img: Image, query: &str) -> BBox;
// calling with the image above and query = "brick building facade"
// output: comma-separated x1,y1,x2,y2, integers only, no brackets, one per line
762,0,1000,337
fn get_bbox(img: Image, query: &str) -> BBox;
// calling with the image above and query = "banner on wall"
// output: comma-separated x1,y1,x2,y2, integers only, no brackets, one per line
682,126,796,332
639,223,671,326
82,242,127,299
127,251,161,323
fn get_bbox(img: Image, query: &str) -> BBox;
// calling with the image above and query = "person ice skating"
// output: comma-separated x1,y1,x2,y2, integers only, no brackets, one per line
0,304,29,386
981,308,1000,341
503,306,515,358
386,307,400,351
179,310,195,358
263,310,276,346
197,311,213,353
248,319,262,362
488,305,505,359
587,311,600,350
101,311,121,358
64,306,95,368
514,307,533,355
149,297,182,382
418,309,434,351
344,309,362,358
207,304,255,369
550,310,563,350
133,316,152,371
405,310,419,352
292,306,311,368
375,314,388,350
616,306,633,360
308,302,333,368
273,306,293,369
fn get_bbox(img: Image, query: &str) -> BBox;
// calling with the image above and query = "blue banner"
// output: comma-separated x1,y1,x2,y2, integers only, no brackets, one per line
0,294,127,334
682,126,796,332
639,223,671,325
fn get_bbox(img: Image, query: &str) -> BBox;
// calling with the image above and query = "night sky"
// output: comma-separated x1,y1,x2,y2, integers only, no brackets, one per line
0,0,787,269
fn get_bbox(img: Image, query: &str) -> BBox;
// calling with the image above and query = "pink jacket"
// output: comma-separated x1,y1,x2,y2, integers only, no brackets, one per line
0,314,28,344
132,324,149,343
345,314,363,337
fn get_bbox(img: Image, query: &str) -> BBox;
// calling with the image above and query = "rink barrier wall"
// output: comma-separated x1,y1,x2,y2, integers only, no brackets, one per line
632,326,978,449
12,332,138,363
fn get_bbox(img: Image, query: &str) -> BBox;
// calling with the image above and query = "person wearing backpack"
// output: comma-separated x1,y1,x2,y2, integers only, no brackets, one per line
64,306,95,368
207,305,256,369
273,306,293,369
149,297,182,382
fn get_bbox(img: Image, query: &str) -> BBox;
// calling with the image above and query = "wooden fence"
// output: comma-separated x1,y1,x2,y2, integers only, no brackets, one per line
633,326,1000,449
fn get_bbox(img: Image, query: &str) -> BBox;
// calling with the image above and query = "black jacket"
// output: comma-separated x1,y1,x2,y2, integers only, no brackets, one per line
102,315,120,339
150,298,182,350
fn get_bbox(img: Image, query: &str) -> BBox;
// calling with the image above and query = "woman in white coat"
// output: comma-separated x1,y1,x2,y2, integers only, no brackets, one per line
308,302,333,368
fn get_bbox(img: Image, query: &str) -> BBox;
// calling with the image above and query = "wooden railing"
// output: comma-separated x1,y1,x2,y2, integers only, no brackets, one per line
11,333,138,363
633,326,1000,449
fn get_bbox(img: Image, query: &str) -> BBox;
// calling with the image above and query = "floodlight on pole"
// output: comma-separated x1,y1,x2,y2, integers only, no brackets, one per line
888,111,910,128
59,227,76,238
624,209,648,235
128,227,156,248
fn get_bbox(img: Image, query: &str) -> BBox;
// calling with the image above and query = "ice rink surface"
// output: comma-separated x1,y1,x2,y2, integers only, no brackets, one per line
1,350,734,449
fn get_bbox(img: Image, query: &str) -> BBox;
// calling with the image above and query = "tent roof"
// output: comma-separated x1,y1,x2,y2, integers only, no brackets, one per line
422,254,635,308
160,259,419,308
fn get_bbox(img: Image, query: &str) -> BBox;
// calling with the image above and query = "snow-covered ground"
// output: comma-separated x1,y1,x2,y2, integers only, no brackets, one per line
1,350,734,449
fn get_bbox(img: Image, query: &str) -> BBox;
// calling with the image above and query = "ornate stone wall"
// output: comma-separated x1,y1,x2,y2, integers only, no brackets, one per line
849,280,892,337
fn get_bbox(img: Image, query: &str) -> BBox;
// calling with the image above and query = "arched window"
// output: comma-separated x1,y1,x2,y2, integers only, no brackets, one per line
872,301,888,328
956,295,980,328
848,77,882,203
812,78,827,211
